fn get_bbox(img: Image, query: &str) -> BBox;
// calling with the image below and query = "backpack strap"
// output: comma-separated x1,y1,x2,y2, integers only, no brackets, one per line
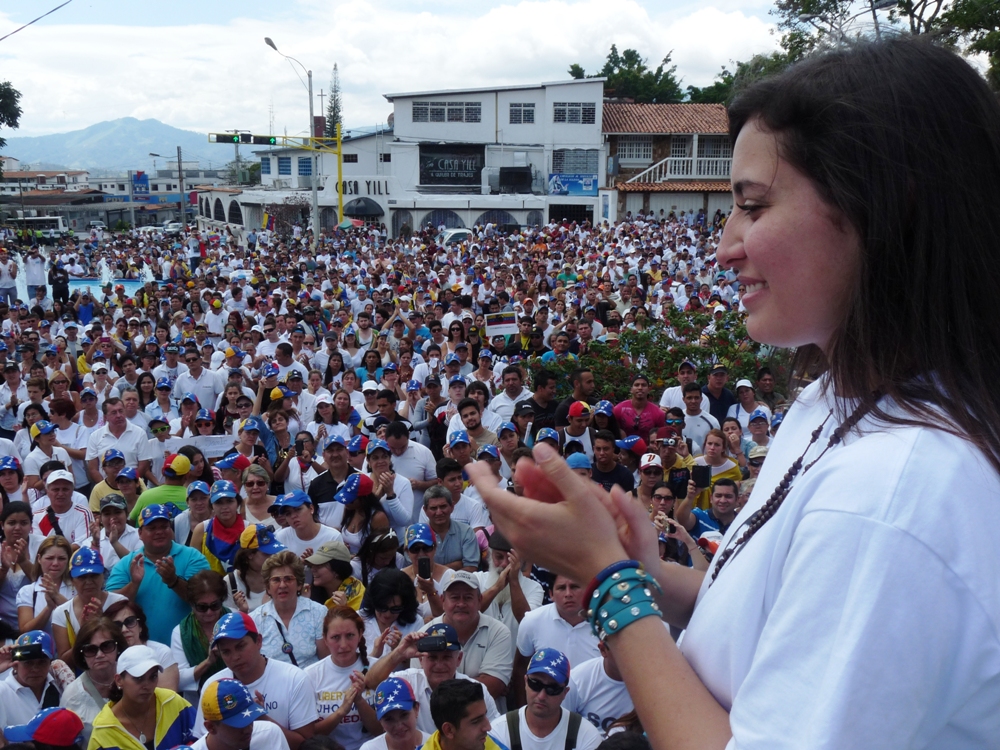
564,712,582,750
505,710,521,750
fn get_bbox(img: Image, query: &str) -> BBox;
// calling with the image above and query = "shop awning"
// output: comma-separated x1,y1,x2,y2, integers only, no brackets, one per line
343,197,384,217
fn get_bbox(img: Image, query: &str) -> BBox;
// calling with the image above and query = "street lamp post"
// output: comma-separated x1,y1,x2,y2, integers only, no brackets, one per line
265,37,320,244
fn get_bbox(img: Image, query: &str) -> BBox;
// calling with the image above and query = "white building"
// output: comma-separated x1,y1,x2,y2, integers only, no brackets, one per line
0,169,91,196
198,77,609,235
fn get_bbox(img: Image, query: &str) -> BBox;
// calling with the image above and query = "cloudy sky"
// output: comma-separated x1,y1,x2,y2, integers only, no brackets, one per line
0,0,779,142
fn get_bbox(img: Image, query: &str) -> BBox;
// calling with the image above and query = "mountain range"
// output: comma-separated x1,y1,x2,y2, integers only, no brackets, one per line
1,118,222,172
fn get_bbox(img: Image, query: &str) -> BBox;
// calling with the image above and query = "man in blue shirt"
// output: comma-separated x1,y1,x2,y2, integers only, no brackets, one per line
106,503,210,642
675,477,740,539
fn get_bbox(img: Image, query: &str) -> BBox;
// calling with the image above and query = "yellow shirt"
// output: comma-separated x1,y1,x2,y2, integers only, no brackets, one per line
693,457,742,510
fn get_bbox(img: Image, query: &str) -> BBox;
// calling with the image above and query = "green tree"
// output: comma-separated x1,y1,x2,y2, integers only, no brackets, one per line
685,52,799,105
942,0,1000,91
325,63,343,139
0,81,23,177
568,45,684,102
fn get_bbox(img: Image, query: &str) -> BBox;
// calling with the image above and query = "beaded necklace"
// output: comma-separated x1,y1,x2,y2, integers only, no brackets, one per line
709,399,875,585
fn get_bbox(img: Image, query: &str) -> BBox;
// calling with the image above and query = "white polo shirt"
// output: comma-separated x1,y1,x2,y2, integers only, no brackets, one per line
516,603,600,667
85,421,156,467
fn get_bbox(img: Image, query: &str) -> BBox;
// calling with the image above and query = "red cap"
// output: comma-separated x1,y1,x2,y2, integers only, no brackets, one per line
567,401,592,418
656,426,680,440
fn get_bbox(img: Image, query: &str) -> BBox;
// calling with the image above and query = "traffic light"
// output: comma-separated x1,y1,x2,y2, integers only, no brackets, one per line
251,135,278,145
208,133,278,145
209,133,239,143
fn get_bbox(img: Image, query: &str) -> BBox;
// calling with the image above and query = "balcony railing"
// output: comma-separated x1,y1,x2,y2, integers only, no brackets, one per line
626,157,732,183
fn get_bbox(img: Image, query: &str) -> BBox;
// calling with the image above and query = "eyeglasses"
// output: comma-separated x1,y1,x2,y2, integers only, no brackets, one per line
244,480,267,488
375,604,404,615
114,615,139,629
194,600,223,613
80,639,118,658
652,493,675,502
526,677,565,696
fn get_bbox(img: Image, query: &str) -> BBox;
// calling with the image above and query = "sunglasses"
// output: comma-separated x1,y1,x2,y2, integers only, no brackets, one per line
526,677,565,696
151,426,169,434
641,468,662,476
408,544,433,554
748,459,764,467
194,600,223,614
114,615,140,629
80,639,118,658
375,604,404,615
244,480,267,488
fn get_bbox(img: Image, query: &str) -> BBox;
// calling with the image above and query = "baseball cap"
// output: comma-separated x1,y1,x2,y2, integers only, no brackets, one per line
640,453,663,470
29,420,57,440
424,623,460,650
448,430,470,448
771,412,785,428
305,540,352,565
748,445,769,461
100,493,128,512
444,353,461,365
70,547,104,577
181,392,200,405
116,467,138,481
749,409,769,423
404,523,435,549
212,612,259,646
216,453,252,472
735,378,754,391
12,631,55,661
477,444,499,460
567,401,592,418
709,363,728,374
535,427,560,445
362,380,379,393
615,435,648,457
3,707,84,746
239,416,265,433
366,438,390,455
442,570,481,593
45,469,74,486
102,448,125,465
202,678,267,727
406,379,421,392
272,490,311,509
262,362,279,378
374,677,417,721
566,453,592,470
424,375,441,387
526,648,570,686
448,375,466,388
163,453,191,477
239,524,286,555
210,480,239,503
498,421,517,436
513,402,535,418
187,480,210,497
224,347,245,359
138,504,174,527
348,435,368,454
117,645,162,677
334,473,375,504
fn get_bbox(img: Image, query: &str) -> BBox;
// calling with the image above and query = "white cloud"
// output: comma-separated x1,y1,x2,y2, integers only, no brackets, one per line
0,0,777,141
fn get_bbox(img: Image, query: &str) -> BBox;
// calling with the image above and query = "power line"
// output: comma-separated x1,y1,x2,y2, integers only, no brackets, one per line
0,0,74,44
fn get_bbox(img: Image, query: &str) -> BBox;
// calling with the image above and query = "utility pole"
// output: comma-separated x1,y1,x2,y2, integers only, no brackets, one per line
226,129,241,185
128,170,135,228
177,146,185,227
308,68,319,243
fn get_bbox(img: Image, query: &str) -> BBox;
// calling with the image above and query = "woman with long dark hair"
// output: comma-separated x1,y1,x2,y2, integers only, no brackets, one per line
469,39,1000,748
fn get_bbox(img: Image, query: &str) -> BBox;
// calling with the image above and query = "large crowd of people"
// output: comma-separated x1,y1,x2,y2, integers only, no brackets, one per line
0,209,771,750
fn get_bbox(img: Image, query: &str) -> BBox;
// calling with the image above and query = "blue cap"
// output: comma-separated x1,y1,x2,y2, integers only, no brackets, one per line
81,387,97,399
241,524,286,554
239,416,264,433
116,467,138,481
615,435,643,451
202,678,267,727
0,342,7,353
3,707,84,744
262,362,279,378
0,456,19,472
45,345,58,355
70,547,104,577
102,448,125,464
448,430,470,448
526,648,570,686
444,353,460,365
366,438,390,455
536,427,560,444
226,347,245,359
448,374,466,387
374,677,417,720
195,408,214,423
321,434,348,451
593,400,614,417
187,480,210,497
384,362,398,372
406,379,421,392
272,490,311,509
498,421,517,436
477,444,499,460
749,409,769,423
771,412,785,427
348,435,366,453
424,622,461,650
404,523,435,549
566,453,592,470
12,631,55,661
211,612,258,647
210,480,238,503
30,420,56,437
181,392,199,404
138,504,173,527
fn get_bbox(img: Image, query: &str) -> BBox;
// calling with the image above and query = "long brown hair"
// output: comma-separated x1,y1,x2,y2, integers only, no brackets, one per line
728,39,1000,475
323,605,369,670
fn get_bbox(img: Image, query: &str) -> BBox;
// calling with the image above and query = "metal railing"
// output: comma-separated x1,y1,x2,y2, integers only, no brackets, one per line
626,157,732,183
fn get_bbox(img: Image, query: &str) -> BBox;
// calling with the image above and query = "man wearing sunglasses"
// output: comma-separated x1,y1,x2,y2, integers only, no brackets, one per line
653,426,694,476
491,649,601,750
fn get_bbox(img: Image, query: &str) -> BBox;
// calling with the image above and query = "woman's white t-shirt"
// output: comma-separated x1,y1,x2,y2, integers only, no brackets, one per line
304,656,375,750
51,592,127,638
15,579,75,635
678,378,1000,748
275,524,342,558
